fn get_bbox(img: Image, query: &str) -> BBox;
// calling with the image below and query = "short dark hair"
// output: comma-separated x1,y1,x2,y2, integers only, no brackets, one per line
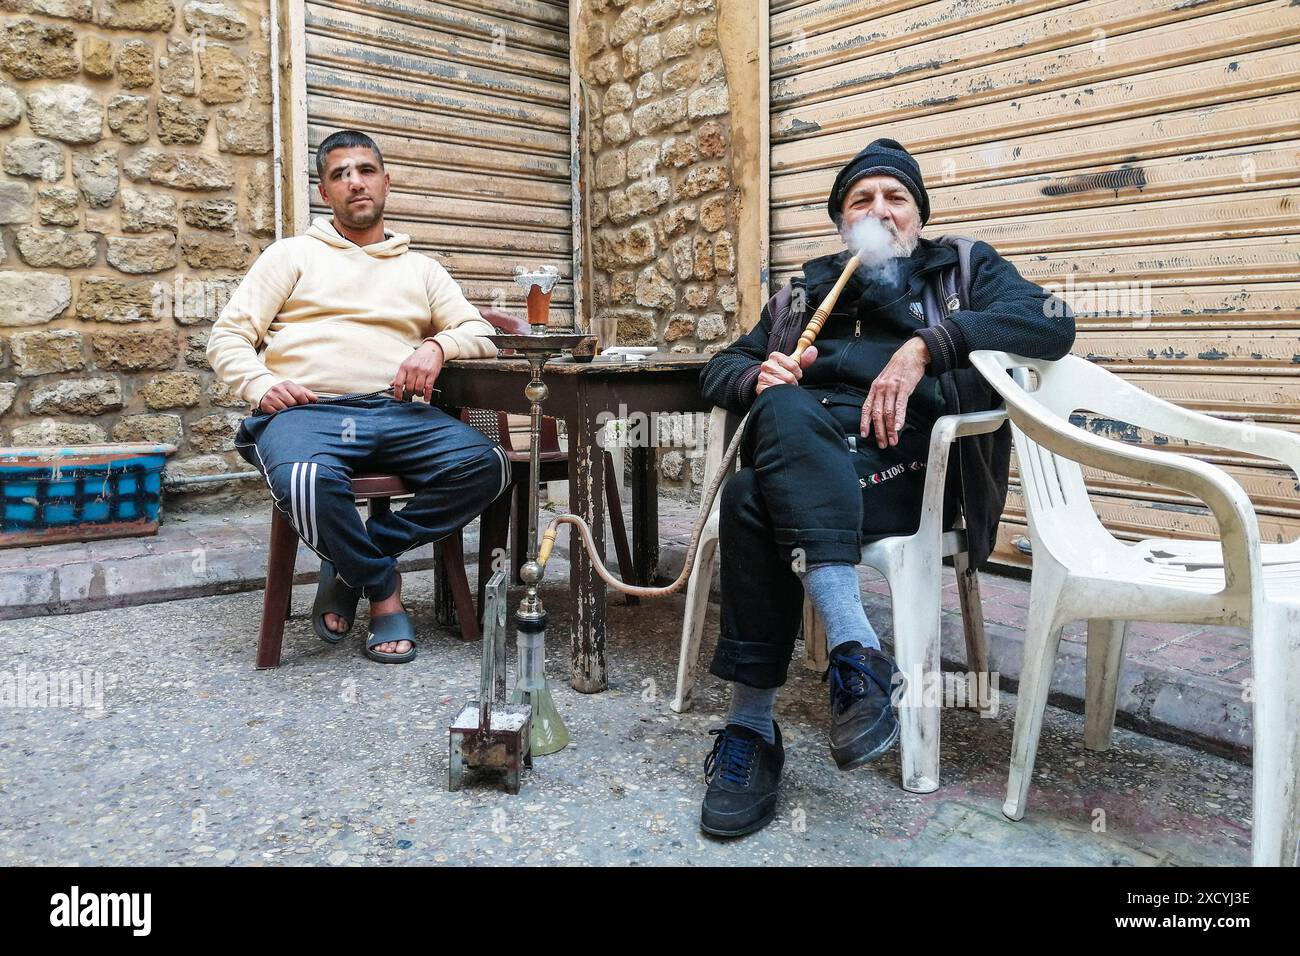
315,129,384,180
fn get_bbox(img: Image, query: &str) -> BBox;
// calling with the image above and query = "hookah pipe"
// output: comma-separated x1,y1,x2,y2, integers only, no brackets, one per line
533,250,864,596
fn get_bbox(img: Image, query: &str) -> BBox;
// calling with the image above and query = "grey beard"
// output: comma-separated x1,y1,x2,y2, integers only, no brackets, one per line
890,232,919,258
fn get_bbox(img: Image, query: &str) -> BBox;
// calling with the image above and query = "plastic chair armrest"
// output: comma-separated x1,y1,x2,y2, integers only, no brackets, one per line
914,408,1008,542
1013,406,1263,598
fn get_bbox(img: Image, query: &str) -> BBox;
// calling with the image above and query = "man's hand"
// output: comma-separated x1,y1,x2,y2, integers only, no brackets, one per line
392,339,444,402
862,337,929,448
258,380,317,413
755,345,817,395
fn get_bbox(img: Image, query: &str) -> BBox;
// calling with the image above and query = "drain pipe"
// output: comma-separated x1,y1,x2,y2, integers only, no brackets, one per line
163,470,261,488
270,0,284,240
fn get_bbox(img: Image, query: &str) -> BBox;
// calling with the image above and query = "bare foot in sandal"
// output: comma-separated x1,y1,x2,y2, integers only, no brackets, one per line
322,571,352,633
368,573,411,656
313,560,360,644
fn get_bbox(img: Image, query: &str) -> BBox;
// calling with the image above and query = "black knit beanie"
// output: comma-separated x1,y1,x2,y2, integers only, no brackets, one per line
827,138,929,226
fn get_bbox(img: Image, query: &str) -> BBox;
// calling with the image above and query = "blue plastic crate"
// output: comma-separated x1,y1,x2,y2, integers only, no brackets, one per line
0,443,174,548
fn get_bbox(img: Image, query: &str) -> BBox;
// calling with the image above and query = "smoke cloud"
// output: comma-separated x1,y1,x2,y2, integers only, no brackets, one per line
845,216,915,287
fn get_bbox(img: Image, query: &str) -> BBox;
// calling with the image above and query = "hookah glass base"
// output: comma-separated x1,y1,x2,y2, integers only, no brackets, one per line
510,629,569,756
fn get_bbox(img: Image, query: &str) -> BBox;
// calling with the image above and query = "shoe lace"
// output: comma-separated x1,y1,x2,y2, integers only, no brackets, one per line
704,728,758,786
823,649,892,715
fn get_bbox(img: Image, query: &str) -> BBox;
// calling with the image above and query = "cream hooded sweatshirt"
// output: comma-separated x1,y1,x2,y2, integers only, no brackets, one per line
208,217,497,404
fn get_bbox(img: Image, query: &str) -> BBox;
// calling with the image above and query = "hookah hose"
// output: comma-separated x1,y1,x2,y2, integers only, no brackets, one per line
535,251,864,598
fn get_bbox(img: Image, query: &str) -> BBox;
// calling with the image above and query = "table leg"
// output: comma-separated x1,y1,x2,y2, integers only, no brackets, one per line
434,404,463,628
433,540,455,628
630,446,659,586
568,400,607,693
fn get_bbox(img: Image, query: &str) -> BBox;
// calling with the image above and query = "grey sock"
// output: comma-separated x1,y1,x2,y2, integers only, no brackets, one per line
799,561,881,655
726,681,778,744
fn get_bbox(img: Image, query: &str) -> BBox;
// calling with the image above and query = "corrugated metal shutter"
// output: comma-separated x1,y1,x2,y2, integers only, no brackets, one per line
303,0,575,325
769,0,1300,565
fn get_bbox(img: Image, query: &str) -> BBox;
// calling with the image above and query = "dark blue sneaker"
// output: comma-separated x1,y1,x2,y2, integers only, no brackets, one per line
825,642,901,770
700,722,784,837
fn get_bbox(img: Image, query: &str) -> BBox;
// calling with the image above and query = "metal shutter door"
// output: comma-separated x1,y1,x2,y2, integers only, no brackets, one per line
769,0,1300,565
303,0,575,325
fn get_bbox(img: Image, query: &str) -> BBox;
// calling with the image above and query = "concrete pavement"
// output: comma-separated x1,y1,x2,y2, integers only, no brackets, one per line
0,500,1255,757
0,571,1252,866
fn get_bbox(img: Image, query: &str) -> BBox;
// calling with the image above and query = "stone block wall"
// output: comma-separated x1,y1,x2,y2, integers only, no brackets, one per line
577,0,740,495
0,0,275,500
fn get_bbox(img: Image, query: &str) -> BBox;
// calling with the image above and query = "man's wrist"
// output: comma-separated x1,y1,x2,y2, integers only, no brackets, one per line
253,378,284,410
421,337,445,358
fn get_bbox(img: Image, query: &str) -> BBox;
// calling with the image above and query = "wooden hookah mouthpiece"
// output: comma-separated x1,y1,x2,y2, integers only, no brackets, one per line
792,251,862,362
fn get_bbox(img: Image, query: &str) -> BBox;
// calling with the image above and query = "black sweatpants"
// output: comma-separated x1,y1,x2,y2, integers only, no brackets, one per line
709,384,940,689
235,396,510,603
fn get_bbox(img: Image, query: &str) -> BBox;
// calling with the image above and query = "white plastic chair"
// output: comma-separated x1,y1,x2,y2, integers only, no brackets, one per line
969,350,1300,867
671,402,1008,793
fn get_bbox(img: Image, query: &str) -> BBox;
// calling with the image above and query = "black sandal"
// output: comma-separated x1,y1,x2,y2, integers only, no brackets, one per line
365,611,417,664
311,559,361,644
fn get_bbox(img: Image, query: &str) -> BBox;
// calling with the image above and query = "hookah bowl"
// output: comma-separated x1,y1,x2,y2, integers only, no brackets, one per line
513,265,561,331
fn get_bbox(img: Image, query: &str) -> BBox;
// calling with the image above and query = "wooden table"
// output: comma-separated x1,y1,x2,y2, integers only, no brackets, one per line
436,353,713,693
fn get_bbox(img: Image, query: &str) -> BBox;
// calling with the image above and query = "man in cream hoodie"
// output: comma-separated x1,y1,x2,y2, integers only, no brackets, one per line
209,129,509,664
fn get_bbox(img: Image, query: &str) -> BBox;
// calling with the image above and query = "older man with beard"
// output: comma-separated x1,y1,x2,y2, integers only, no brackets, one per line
208,129,508,665
695,138,1076,837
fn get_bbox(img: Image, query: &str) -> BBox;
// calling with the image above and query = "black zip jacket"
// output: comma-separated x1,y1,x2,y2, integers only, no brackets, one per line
699,236,1076,568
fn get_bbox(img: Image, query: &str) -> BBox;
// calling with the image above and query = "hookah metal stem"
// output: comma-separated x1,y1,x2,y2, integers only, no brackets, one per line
517,352,548,622
536,251,865,599
527,356,544,566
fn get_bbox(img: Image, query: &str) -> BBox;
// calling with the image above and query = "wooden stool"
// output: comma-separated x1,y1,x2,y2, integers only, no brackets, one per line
255,473,479,669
